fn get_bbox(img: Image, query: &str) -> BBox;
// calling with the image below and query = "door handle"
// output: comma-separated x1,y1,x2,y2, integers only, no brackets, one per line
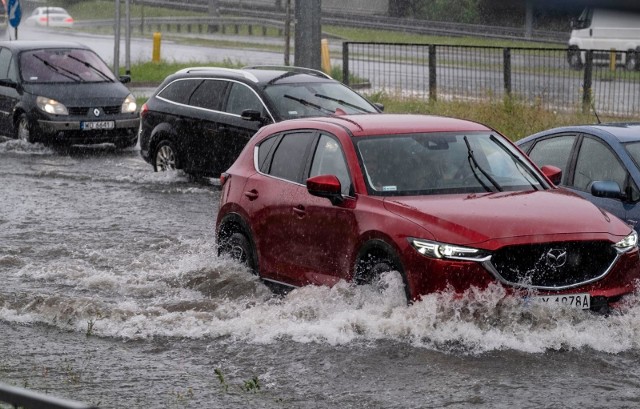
293,205,305,217
244,189,258,200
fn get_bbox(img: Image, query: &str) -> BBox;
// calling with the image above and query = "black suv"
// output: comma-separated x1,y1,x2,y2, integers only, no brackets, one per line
138,66,381,177
0,41,139,147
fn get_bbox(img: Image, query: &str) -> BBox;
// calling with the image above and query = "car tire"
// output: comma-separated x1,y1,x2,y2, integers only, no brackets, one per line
354,243,411,302
16,114,37,143
153,139,179,172
625,49,639,71
219,231,258,275
567,47,583,70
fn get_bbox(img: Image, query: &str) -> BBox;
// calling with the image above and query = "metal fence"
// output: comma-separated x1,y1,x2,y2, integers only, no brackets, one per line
0,382,97,409
342,42,640,118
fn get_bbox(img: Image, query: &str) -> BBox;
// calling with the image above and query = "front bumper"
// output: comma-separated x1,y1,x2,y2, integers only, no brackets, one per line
36,117,140,144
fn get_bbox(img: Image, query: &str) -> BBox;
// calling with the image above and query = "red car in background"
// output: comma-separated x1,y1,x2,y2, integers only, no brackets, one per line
216,114,640,313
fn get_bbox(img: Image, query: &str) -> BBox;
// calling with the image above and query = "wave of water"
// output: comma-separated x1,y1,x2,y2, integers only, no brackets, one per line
3,237,640,355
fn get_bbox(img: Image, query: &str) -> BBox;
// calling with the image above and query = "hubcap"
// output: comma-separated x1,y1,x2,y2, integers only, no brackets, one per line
155,145,176,171
229,244,247,263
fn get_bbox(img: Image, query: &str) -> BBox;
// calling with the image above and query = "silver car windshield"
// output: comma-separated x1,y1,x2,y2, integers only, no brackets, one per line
262,82,378,119
356,132,546,195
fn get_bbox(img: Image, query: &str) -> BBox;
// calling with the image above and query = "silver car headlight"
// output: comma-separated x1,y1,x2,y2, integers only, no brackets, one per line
121,93,137,113
409,238,491,261
36,96,68,115
613,231,638,253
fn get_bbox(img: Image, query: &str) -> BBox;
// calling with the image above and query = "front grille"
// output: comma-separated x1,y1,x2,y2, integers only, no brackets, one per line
488,241,618,289
68,106,121,116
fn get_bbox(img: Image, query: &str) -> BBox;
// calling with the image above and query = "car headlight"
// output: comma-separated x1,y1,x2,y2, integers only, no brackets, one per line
121,94,137,113
36,96,68,115
409,238,491,261
613,230,638,253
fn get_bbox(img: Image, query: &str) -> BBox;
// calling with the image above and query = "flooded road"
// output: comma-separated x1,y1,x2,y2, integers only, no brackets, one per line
2,138,640,408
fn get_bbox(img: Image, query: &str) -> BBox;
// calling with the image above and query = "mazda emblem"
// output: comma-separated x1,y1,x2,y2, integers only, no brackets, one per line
93,108,101,117
545,248,567,268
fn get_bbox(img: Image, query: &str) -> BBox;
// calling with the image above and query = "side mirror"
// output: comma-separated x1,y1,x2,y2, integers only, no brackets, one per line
590,180,624,200
307,174,344,205
241,109,262,122
0,78,17,89
119,75,131,84
540,165,562,185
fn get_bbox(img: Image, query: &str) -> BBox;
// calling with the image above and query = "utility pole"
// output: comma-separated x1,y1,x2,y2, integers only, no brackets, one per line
294,0,321,69
125,0,131,76
114,0,120,75
284,0,291,65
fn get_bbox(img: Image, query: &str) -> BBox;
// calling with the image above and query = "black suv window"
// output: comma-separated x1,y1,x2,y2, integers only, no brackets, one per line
158,79,202,105
0,48,11,79
225,82,264,115
189,79,227,111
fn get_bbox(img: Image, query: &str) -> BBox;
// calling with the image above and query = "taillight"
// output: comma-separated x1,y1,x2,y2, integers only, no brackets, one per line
65,18,74,24
140,103,148,118
39,17,47,23
220,172,230,186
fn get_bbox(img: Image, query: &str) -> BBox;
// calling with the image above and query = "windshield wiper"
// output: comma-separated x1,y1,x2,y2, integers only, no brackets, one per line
463,135,503,192
283,94,334,115
314,93,369,113
33,55,82,82
67,55,114,82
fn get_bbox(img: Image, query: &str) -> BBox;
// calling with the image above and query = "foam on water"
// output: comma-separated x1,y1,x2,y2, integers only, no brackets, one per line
3,237,640,354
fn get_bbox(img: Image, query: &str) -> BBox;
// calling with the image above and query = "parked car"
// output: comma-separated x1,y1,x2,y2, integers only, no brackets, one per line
517,123,640,234
0,41,139,147
138,66,382,177
25,7,74,28
216,114,640,313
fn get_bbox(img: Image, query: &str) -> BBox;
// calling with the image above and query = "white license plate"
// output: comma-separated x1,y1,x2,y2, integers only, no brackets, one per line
81,121,115,130
531,293,591,310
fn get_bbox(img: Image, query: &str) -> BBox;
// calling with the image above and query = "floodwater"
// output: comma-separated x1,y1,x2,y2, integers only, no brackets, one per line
2,138,640,408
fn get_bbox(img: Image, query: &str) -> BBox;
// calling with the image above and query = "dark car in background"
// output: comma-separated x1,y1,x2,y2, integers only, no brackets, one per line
216,114,640,312
138,66,382,177
517,123,640,233
0,41,139,147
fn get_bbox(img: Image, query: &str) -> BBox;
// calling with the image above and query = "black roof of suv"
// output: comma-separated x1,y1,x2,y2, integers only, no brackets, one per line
139,65,381,177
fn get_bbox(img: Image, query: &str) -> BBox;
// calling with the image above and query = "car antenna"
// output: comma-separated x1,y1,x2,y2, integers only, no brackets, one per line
592,101,602,124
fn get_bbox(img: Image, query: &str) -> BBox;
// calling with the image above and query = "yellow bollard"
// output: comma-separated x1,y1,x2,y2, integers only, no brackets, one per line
610,48,616,72
152,32,162,63
321,38,331,75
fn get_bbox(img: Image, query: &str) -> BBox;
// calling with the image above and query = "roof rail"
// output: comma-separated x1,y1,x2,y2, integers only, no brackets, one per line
175,67,259,83
242,65,333,79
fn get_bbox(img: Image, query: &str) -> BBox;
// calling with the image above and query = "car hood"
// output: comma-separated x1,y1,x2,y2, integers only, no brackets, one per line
22,82,130,105
383,188,631,247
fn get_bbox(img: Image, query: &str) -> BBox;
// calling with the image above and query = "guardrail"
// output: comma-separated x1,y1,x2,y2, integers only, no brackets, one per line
343,42,640,118
0,382,98,409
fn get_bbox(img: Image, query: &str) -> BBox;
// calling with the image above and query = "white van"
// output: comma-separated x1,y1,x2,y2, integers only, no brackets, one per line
568,8,640,70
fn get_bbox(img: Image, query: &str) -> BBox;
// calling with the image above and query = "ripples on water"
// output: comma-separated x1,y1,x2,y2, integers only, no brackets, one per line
2,139,640,357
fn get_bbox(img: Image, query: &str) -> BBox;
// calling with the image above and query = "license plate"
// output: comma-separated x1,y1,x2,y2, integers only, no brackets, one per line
531,293,591,310
81,121,115,130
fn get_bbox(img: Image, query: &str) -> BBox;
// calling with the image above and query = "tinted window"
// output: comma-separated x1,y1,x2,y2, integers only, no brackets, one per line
0,48,11,79
528,134,576,185
157,79,202,105
257,135,280,173
189,79,227,110
573,137,626,191
309,134,352,195
268,132,314,183
225,83,264,115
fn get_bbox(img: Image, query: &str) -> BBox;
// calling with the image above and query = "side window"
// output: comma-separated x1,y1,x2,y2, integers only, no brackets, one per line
573,137,627,192
527,134,576,185
257,134,280,173
309,134,352,195
267,132,314,183
0,48,12,80
157,79,202,105
189,79,227,110
225,83,264,115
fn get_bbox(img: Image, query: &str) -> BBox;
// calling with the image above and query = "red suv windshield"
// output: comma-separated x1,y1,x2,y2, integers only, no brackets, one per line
356,132,546,195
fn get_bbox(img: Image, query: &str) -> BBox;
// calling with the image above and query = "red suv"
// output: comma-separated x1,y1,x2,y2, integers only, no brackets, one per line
216,114,640,313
